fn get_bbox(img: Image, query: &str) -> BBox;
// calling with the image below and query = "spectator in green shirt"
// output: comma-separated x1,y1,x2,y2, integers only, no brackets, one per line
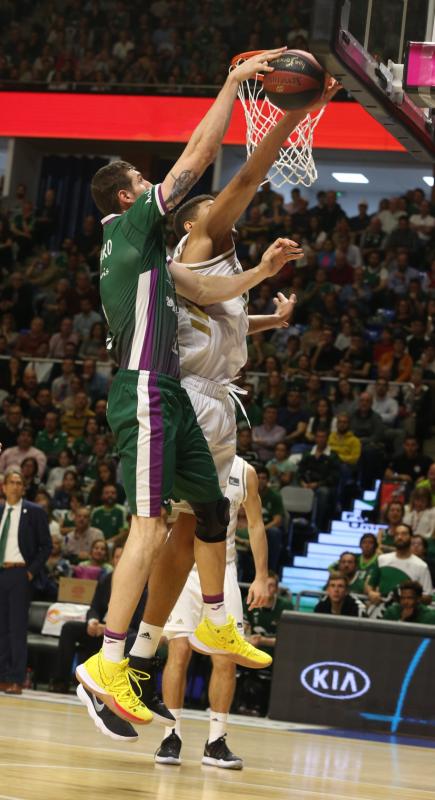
90,484,126,546
35,410,68,466
256,467,285,573
383,580,435,624
328,548,376,597
266,441,295,489
358,532,379,575
72,416,99,459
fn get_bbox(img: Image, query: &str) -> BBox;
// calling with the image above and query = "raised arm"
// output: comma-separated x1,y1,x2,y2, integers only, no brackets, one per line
160,50,286,210
189,78,340,251
243,465,269,610
169,237,303,305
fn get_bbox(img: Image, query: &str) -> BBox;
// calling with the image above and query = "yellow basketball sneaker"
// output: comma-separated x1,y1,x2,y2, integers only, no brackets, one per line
189,615,272,669
75,651,153,725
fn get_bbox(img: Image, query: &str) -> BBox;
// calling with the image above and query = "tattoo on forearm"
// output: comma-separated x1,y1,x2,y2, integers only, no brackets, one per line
166,170,198,209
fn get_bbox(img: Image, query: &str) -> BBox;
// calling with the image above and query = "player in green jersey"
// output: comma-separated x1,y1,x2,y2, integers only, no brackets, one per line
75,50,305,728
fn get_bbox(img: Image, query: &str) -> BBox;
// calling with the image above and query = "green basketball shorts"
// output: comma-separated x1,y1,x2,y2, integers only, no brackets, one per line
107,369,223,517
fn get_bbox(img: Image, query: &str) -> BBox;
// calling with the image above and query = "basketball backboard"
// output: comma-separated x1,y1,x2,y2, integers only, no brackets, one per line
309,0,435,161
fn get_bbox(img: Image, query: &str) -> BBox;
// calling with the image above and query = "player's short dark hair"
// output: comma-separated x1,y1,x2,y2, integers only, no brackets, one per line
91,160,136,216
173,194,214,240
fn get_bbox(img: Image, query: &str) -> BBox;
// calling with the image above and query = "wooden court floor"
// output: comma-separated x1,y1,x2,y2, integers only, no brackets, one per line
1,693,435,800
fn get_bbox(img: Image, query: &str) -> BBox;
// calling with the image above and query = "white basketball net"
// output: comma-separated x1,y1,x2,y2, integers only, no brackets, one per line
231,62,325,188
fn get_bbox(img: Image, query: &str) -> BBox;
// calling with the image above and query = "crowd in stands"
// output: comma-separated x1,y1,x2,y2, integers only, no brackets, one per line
1,174,435,591
1,163,435,707
0,0,311,89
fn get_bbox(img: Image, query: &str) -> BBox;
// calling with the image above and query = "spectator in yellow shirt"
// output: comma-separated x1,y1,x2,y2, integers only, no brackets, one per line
329,412,362,499
61,390,95,442
329,412,362,466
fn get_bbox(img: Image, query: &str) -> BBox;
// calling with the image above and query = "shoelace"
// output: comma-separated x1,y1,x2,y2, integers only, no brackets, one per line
127,666,151,698
107,665,151,709
208,734,231,756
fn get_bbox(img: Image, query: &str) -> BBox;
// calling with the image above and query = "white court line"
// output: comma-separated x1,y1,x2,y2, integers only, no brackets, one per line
0,795,25,800
1,761,434,799
0,692,325,732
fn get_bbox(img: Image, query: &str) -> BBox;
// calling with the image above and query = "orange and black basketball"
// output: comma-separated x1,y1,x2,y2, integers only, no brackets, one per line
263,50,325,110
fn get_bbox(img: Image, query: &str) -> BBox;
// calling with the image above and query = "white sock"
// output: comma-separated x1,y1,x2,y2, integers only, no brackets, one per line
129,622,163,659
203,596,227,626
164,708,182,741
102,630,127,663
209,710,228,743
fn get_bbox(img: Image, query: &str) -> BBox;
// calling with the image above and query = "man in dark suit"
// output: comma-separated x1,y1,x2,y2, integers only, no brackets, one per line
0,466,51,694
52,545,146,692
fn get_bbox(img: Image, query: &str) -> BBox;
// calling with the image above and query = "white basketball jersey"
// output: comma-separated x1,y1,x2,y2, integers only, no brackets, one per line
225,455,248,564
173,234,249,383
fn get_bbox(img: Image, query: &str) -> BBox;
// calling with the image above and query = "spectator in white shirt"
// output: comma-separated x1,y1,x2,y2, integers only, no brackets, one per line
372,378,399,425
376,198,397,234
112,30,135,61
372,377,404,457
404,487,435,539
0,427,47,479
410,200,435,243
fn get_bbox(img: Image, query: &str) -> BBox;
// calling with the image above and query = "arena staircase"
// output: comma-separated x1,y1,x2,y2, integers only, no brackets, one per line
281,483,383,602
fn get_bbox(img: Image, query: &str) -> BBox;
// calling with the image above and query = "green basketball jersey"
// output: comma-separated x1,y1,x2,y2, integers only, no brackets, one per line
99,183,179,377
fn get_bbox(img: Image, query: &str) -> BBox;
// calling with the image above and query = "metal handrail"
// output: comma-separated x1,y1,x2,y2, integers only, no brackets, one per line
295,590,370,610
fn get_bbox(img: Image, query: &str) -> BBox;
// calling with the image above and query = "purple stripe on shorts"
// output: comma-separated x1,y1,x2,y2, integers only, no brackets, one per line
139,268,158,370
148,371,164,517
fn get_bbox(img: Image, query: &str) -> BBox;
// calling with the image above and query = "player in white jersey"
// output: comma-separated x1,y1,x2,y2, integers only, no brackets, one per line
155,456,268,769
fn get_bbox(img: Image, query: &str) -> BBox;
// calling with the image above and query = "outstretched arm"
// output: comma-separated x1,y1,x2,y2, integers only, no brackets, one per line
248,292,296,333
170,238,303,305
190,77,340,251
243,465,269,610
160,50,286,210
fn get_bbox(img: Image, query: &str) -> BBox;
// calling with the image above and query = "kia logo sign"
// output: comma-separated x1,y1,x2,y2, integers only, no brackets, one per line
300,661,371,700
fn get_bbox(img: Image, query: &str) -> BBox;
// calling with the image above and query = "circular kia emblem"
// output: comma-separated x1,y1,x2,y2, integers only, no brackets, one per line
300,661,371,700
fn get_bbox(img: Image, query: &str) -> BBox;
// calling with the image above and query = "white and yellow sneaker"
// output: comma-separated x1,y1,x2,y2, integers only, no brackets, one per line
75,651,153,724
189,615,272,669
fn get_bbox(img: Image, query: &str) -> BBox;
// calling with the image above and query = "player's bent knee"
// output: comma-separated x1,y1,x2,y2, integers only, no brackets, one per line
190,497,230,544
211,654,236,674
168,636,192,667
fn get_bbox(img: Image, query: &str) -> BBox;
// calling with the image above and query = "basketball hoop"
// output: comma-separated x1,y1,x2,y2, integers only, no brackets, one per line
230,50,325,188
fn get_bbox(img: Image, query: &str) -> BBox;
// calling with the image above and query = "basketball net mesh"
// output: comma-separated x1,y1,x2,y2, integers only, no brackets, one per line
232,65,325,188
